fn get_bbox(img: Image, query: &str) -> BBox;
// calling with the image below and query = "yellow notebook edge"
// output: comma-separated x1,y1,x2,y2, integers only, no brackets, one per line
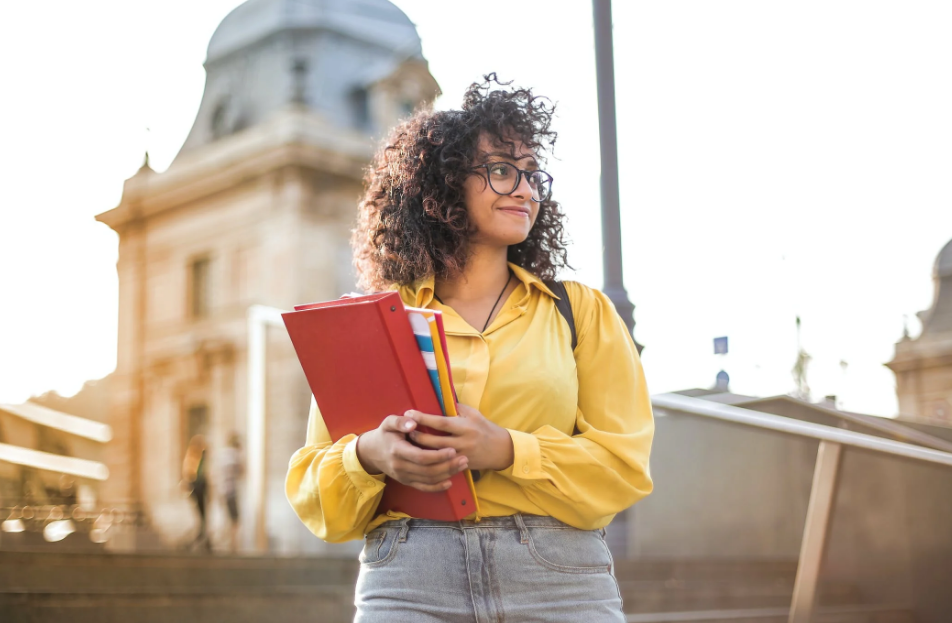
423,311,480,517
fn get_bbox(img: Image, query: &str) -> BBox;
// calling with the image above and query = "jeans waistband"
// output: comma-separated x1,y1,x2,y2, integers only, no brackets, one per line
381,513,575,530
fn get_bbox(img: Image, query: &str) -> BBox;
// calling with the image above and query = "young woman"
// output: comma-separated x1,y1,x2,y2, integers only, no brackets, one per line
286,76,654,622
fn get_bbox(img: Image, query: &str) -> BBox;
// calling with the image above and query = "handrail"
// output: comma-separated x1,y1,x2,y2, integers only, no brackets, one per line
0,402,112,443
653,391,952,623
738,395,952,454
652,392,952,468
0,443,110,481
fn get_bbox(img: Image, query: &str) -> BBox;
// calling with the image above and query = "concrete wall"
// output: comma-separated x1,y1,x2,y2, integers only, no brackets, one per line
633,409,952,622
631,412,816,559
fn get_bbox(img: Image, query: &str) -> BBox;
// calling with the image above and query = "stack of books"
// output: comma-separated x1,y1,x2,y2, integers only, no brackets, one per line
282,292,478,520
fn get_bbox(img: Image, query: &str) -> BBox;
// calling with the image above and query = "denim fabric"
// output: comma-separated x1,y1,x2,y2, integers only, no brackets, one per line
354,514,625,623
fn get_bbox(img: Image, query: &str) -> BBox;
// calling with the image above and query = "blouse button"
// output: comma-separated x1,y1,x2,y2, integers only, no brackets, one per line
522,465,530,474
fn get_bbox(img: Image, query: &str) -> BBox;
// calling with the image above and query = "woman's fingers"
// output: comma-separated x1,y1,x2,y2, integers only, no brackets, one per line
397,459,468,485
393,456,469,485
407,480,454,493
380,414,417,434
404,410,462,433
393,439,456,465
407,430,456,450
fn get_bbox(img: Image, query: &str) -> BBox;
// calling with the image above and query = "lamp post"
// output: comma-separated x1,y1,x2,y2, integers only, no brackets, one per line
593,0,641,561
593,0,642,353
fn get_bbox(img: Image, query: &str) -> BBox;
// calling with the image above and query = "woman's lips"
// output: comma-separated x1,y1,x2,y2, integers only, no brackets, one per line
498,206,530,217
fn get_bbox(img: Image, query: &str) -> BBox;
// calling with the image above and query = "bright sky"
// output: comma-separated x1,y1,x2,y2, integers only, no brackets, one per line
1,1,951,416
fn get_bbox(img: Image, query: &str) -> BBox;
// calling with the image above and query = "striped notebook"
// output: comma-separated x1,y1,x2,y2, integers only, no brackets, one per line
405,306,478,510
406,309,446,413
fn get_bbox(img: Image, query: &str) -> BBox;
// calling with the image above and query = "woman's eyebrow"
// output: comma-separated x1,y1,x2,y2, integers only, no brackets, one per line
482,151,539,166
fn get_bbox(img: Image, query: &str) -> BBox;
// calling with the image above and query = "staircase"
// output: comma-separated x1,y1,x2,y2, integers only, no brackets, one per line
0,550,358,623
616,559,916,623
0,552,916,623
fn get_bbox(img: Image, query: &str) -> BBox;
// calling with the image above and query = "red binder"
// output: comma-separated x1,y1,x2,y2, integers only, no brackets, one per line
282,292,476,521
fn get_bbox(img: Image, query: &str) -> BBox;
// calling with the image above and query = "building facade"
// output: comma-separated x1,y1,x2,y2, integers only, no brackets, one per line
887,238,952,425
95,0,439,553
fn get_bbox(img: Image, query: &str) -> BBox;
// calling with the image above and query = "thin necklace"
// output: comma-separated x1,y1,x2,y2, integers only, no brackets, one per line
434,269,513,333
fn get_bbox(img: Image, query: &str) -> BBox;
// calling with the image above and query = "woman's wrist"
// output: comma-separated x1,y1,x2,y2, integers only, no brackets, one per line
355,432,384,475
491,427,515,471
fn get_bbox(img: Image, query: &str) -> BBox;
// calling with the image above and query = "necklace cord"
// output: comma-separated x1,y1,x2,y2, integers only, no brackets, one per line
432,270,513,333
482,270,513,333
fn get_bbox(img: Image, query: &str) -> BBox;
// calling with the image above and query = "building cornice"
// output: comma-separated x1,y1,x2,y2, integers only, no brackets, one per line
96,107,374,232
887,334,952,372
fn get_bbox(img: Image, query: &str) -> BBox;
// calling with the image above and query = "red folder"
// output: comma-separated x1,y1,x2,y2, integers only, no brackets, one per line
282,292,476,521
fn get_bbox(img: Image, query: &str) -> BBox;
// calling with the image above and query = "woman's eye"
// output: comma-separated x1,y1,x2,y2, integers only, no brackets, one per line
489,164,512,177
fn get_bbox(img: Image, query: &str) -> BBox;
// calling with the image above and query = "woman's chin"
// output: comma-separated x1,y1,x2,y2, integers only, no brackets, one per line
472,228,531,249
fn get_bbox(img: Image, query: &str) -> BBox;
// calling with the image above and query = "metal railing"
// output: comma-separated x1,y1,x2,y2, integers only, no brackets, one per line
651,392,952,623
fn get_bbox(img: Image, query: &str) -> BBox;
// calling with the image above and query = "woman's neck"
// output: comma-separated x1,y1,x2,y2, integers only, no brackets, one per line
435,244,510,304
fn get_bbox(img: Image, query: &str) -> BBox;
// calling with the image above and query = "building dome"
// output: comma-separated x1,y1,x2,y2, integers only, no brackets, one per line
917,236,952,336
206,0,422,63
172,0,435,163
935,237,952,280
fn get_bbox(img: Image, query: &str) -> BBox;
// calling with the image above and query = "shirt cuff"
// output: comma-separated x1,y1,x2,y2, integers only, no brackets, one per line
500,429,545,480
342,436,387,493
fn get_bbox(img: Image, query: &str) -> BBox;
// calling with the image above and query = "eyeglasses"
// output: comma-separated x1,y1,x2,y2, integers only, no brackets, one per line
472,162,554,203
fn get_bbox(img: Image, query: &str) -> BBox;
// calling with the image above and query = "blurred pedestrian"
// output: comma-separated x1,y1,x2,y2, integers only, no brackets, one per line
182,434,210,551
219,432,243,552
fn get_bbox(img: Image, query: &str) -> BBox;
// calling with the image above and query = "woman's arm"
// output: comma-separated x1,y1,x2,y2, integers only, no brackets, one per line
404,284,654,529
495,283,654,527
285,398,388,543
286,399,471,542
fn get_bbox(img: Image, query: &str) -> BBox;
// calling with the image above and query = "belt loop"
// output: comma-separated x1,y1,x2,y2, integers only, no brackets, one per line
397,517,410,543
513,513,530,544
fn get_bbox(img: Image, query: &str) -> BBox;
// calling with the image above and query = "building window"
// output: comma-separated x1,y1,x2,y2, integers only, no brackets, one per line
351,88,370,130
189,257,211,319
210,98,231,139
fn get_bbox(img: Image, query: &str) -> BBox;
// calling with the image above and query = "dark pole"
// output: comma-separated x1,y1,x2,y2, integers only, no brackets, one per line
593,0,642,353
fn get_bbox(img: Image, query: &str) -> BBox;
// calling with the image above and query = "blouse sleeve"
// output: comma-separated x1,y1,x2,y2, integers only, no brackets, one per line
497,282,654,529
285,397,387,542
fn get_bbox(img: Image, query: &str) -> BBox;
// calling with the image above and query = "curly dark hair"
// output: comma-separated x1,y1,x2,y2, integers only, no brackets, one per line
352,74,570,292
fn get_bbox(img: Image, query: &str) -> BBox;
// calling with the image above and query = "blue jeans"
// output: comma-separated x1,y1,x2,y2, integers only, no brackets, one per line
354,514,625,622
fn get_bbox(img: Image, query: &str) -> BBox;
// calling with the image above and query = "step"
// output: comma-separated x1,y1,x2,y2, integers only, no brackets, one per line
0,588,354,623
619,577,862,613
625,604,916,623
0,551,359,592
613,558,799,583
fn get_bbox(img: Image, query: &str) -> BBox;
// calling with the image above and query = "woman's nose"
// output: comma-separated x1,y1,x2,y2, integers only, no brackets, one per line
510,171,533,200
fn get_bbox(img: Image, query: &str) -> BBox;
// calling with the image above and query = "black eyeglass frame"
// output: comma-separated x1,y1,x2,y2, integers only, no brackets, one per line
471,162,554,203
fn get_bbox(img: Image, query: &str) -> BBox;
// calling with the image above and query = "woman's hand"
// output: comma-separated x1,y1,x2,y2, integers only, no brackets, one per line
406,405,515,472
356,415,469,492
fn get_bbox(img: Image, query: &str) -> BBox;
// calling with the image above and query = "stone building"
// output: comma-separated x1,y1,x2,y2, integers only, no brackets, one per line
887,237,952,424
94,0,439,553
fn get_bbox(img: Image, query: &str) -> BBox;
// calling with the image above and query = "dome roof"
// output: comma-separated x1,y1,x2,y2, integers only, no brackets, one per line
207,0,422,62
936,237,952,280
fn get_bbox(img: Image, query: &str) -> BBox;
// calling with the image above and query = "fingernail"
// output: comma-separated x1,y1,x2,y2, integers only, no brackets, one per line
404,410,416,418
404,420,414,430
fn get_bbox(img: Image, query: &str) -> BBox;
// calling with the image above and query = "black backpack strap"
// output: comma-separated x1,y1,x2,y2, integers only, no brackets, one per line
545,280,581,436
544,280,577,351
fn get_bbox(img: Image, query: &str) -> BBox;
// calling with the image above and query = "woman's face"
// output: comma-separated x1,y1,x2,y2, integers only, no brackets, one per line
463,134,541,249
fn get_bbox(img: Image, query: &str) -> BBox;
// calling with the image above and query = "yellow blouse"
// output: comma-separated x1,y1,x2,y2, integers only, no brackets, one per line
285,263,654,543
